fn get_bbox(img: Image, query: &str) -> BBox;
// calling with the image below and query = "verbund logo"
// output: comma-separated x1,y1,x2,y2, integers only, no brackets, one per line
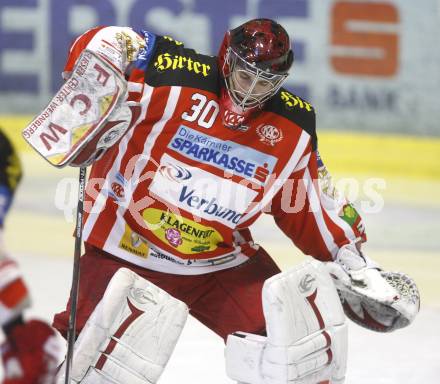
178,186,243,226
149,153,258,228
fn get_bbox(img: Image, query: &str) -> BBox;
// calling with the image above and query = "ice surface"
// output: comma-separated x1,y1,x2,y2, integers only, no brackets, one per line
0,251,438,383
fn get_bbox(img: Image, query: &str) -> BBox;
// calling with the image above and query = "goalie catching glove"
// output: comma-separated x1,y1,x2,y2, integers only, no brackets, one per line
325,244,420,332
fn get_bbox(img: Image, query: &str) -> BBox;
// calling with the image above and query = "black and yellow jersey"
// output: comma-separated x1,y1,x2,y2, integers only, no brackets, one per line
0,129,22,226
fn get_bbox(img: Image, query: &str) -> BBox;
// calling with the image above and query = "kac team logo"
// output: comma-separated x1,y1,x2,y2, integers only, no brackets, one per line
111,182,125,198
256,124,283,146
109,172,128,201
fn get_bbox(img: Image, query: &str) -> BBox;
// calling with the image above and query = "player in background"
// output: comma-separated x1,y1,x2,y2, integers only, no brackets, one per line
22,19,419,384
0,129,62,383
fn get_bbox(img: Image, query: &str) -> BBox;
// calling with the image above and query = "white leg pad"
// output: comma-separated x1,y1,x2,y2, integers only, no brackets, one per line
225,332,266,384
56,268,189,384
226,257,348,384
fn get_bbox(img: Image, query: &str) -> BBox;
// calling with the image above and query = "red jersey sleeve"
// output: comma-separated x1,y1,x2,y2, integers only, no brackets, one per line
269,146,366,262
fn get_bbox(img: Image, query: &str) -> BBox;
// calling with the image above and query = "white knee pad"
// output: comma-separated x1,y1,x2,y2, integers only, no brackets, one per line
225,258,348,384
56,268,189,384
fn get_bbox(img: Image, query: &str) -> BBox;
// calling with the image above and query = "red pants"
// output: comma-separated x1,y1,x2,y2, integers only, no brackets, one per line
53,245,281,340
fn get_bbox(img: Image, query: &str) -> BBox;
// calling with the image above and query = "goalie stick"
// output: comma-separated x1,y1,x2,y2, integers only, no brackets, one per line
21,49,134,382
64,166,87,384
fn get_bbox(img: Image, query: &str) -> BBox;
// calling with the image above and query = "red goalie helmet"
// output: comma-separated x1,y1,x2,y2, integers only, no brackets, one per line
218,18,294,130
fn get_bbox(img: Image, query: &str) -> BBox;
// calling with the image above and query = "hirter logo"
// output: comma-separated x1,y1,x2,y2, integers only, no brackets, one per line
256,124,283,146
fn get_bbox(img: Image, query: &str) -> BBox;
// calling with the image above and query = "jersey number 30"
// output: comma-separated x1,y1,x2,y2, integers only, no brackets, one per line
182,93,219,129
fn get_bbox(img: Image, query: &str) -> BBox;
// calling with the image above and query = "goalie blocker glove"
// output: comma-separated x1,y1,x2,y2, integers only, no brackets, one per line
22,50,135,168
325,244,420,332
1,319,63,384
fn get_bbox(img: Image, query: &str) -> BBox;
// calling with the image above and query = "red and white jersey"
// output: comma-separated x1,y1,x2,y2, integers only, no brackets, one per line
63,26,366,275
0,247,31,326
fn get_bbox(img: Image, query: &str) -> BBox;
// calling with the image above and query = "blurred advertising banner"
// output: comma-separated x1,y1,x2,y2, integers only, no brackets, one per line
0,0,439,135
